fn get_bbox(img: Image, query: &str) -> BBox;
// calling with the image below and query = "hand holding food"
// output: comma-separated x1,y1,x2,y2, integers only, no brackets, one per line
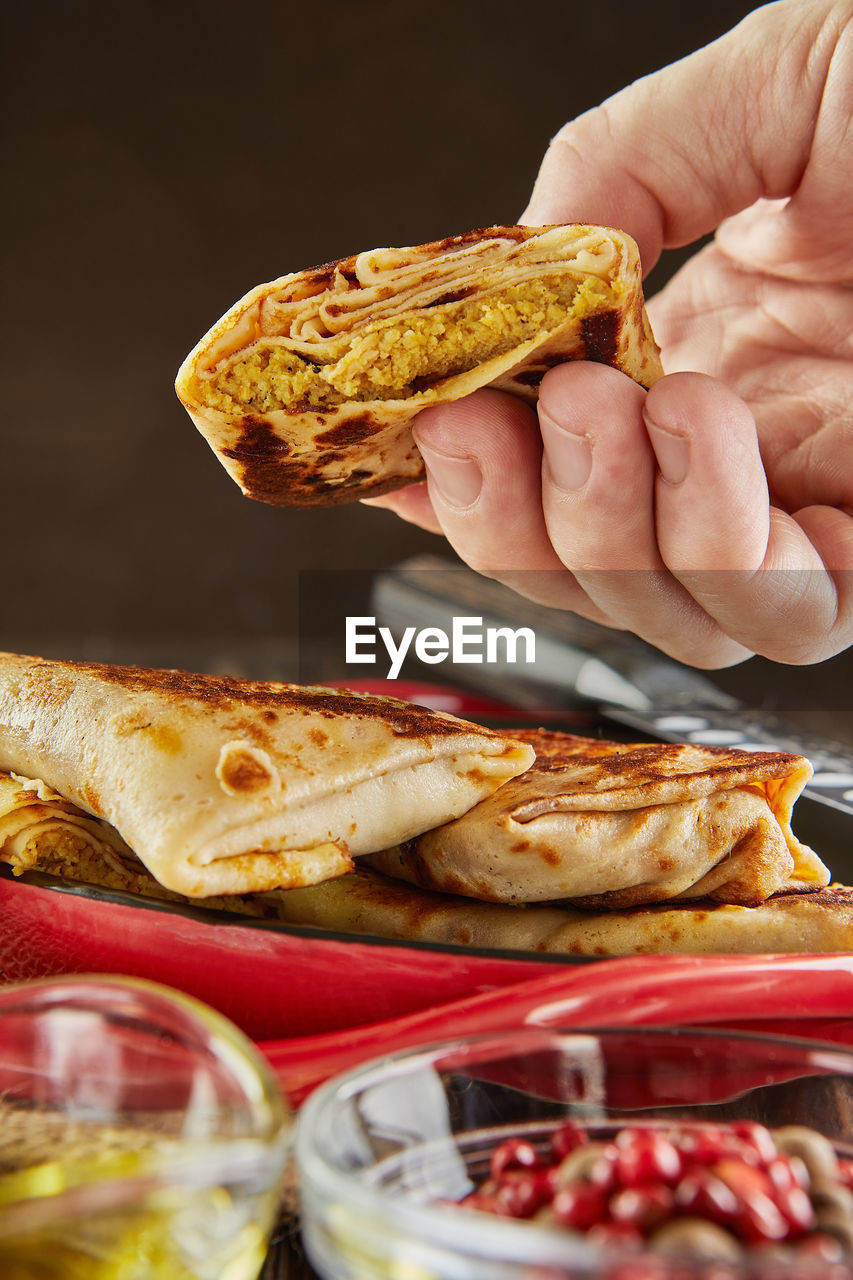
368,0,853,669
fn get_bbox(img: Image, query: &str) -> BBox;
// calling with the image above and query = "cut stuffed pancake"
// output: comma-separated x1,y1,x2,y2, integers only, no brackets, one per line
0,654,534,898
175,224,663,507
366,729,829,908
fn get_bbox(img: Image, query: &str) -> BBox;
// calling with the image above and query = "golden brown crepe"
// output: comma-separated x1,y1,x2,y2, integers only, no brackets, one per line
0,655,533,898
251,870,853,956
366,729,829,908
175,224,663,507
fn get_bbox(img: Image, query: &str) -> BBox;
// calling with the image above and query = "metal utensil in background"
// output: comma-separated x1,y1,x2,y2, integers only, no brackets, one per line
371,556,853,872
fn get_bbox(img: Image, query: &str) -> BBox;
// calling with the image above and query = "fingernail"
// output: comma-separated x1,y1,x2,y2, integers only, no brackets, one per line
415,443,482,508
539,405,593,491
643,410,690,484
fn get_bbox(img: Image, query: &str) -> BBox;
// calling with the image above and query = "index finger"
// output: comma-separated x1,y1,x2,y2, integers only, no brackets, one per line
522,0,845,270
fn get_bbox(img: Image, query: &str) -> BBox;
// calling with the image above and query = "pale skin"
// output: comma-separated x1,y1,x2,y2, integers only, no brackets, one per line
366,0,853,669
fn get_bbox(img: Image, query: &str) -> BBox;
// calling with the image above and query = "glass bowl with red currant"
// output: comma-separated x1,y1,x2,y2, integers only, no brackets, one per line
295,1026,853,1279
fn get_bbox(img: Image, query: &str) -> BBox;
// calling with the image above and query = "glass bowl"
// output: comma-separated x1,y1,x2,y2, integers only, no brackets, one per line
0,974,291,1279
295,1026,853,1280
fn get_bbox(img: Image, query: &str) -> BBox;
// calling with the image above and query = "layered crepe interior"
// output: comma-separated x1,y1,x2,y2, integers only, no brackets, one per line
0,773,133,879
189,227,637,414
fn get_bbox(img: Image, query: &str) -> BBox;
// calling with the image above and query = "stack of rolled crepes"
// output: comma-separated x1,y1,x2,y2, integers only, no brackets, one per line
1,653,848,955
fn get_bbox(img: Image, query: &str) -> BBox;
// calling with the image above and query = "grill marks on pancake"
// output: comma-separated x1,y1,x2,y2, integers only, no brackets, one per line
18,655,495,741
218,747,276,795
580,309,619,365
223,412,415,507
498,727,806,788
221,416,294,505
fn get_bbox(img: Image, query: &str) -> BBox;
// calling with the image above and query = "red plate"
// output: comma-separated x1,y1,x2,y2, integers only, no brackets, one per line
0,867,566,1040
5,869,852,1102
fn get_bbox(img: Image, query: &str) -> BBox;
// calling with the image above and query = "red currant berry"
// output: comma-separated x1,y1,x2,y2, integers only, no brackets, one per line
675,1169,741,1223
774,1184,815,1235
494,1172,549,1218
735,1190,790,1245
551,1182,607,1231
550,1122,591,1161
713,1157,774,1202
730,1121,779,1166
609,1182,675,1233
490,1138,540,1180
614,1130,682,1187
766,1154,809,1195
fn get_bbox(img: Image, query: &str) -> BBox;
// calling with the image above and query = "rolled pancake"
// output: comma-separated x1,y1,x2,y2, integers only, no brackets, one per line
175,224,663,507
366,729,829,908
0,654,534,898
258,871,853,956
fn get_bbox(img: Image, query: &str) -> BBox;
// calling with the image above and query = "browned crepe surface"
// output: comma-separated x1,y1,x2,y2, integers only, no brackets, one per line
0,657,533,897
367,728,829,909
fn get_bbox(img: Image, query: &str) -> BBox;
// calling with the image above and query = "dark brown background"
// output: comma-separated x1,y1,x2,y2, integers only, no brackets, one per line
2,0,850,734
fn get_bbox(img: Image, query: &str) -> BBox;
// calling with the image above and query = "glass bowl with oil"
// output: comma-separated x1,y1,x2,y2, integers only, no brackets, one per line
0,974,290,1279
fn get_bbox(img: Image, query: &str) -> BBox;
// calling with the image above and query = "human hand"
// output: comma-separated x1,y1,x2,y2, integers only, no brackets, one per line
366,0,853,667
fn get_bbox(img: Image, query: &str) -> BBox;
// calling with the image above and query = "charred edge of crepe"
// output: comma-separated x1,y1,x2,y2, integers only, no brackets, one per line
498,726,811,783
18,656,509,742
220,413,414,507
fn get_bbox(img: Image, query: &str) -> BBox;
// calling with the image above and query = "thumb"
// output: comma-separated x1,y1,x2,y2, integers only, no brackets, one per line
522,0,847,273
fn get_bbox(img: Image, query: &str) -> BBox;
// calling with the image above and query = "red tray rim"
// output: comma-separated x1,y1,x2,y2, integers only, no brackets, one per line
0,862,600,967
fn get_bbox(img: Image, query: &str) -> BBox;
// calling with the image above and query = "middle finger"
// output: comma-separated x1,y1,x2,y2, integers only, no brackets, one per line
538,362,750,665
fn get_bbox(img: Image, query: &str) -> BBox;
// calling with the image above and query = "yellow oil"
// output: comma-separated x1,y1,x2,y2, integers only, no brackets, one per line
0,1145,277,1279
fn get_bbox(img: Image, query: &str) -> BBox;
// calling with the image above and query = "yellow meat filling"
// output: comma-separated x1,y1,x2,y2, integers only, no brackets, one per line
4,827,144,888
201,273,613,414
3,829,288,920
